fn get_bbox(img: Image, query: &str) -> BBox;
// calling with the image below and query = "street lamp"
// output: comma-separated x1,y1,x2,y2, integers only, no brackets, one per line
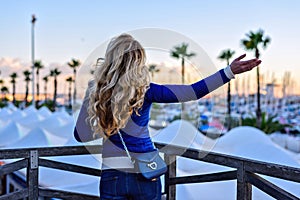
31,14,36,107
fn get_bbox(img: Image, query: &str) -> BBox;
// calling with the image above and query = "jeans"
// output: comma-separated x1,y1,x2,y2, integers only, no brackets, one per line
100,169,162,200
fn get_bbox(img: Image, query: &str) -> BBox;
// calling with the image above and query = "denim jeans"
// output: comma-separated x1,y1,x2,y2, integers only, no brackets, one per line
100,169,162,200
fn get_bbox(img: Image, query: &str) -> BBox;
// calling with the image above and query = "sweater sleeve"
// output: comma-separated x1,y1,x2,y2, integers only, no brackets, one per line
145,68,232,103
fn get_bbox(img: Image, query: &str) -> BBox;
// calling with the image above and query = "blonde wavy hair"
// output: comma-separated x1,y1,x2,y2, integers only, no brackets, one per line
87,34,150,138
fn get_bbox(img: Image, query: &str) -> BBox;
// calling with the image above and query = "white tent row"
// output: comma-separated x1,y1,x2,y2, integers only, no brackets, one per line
270,132,300,153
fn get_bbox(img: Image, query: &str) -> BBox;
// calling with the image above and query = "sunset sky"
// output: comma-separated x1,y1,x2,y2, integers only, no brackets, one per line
1,0,300,96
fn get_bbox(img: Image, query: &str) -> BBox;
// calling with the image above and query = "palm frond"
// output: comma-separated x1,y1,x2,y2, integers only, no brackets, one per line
170,51,179,59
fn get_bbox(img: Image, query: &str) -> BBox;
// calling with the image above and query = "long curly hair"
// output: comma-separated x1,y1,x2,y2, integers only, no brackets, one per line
87,34,150,138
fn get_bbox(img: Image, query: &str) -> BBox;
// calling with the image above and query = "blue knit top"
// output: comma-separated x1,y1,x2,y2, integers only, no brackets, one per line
74,68,233,158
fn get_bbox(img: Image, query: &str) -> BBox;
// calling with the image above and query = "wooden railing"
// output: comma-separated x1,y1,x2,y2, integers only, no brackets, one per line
0,143,300,200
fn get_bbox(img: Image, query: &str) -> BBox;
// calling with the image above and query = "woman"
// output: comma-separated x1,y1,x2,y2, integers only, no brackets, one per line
74,33,261,199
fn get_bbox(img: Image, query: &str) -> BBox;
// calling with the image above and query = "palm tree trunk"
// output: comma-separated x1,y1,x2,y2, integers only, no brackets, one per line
36,70,40,107
181,57,186,114
255,48,262,128
12,83,16,104
44,83,47,102
73,69,76,105
53,77,57,111
226,60,231,130
25,83,29,104
68,82,72,108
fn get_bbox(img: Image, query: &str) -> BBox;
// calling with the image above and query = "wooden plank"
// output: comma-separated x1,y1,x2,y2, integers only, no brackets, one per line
39,158,101,177
39,188,99,200
169,170,237,185
0,159,28,176
0,189,28,200
38,145,103,157
0,175,4,195
164,154,176,200
237,162,252,200
246,172,300,200
244,161,300,183
0,149,30,159
0,145,103,159
27,151,39,200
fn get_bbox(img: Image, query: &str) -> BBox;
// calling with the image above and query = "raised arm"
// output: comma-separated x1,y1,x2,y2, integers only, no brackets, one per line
145,54,261,103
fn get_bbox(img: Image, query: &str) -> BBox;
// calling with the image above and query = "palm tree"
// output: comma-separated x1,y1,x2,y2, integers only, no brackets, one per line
23,70,31,105
9,73,18,104
171,43,196,115
148,64,160,80
1,86,9,101
66,76,73,108
241,29,271,128
50,68,61,110
218,49,235,130
170,43,196,84
0,79,4,96
67,58,81,105
34,60,44,106
43,75,49,102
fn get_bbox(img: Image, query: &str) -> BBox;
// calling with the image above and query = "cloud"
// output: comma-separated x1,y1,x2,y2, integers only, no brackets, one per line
0,57,31,77
0,57,74,95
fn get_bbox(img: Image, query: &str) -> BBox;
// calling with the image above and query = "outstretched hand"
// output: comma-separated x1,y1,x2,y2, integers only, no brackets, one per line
230,54,261,75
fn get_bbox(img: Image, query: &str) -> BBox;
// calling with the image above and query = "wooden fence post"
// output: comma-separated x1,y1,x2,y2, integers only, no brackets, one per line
27,150,39,200
164,154,176,200
237,162,252,200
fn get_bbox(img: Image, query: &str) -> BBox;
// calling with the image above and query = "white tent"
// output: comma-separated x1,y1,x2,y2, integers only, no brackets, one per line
8,109,27,122
0,107,12,117
7,127,51,148
0,121,29,147
41,121,74,142
16,112,45,129
38,114,66,131
214,126,300,167
52,110,73,125
7,126,69,148
152,120,215,150
37,106,52,118
22,105,37,115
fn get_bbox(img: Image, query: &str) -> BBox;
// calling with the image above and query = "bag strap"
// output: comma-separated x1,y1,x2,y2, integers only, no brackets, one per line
117,131,135,164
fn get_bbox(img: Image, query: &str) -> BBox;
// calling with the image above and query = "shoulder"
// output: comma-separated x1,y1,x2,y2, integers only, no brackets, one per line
145,82,161,95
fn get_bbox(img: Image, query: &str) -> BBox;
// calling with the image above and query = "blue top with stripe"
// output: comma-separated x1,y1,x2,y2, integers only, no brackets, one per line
74,69,230,158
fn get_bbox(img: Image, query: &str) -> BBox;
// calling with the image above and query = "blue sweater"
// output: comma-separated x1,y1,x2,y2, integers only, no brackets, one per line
74,68,232,158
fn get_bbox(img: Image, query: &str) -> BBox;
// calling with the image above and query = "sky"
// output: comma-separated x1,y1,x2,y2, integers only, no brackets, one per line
0,0,300,95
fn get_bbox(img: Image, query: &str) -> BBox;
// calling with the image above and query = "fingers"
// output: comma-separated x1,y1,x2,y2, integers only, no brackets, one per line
240,58,259,65
241,59,262,72
234,54,246,62
247,59,262,70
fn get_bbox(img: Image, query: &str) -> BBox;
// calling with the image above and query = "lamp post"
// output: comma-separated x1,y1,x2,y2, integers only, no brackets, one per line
31,15,36,107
